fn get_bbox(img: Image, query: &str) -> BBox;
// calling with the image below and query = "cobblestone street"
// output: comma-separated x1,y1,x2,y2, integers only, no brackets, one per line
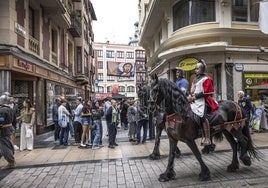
1,126,268,187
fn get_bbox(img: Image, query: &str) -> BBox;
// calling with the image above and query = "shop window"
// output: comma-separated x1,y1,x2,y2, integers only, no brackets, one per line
244,73,268,101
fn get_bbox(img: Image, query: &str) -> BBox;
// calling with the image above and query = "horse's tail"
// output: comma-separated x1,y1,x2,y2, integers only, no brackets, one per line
242,122,262,160
214,132,223,142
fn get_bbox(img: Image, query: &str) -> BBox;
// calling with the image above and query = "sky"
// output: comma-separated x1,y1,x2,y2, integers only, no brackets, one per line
91,0,139,44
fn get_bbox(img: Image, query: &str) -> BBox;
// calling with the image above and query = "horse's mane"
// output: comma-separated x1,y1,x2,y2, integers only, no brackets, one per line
137,84,150,112
157,78,190,120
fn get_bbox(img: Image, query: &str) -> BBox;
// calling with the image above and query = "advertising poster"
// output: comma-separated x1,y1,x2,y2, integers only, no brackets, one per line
252,106,263,131
107,61,134,77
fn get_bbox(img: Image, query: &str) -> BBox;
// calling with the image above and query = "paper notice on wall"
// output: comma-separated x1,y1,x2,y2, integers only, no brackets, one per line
259,1,268,34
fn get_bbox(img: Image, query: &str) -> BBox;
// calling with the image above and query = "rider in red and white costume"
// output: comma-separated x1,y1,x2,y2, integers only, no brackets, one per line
188,59,218,145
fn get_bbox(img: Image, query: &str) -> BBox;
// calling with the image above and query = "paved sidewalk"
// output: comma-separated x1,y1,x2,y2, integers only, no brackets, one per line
1,124,268,168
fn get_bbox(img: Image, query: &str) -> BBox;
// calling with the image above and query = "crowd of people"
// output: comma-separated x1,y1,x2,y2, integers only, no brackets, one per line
50,95,156,149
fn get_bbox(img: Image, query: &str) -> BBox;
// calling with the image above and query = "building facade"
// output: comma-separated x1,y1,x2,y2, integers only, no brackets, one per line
139,0,268,102
129,22,147,86
93,42,147,100
0,0,96,134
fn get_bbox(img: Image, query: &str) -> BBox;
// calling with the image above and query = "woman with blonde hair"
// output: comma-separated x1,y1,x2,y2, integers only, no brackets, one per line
18,99,35,151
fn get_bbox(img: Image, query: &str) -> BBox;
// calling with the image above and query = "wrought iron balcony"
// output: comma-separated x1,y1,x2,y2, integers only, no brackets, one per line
68,14,82,37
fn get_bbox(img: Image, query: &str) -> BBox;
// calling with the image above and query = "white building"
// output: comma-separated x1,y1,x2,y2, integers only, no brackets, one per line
93,42,137,99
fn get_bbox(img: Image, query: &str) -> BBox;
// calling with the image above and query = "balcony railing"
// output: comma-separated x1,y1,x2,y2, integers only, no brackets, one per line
68,14,82,37
29,35,39,55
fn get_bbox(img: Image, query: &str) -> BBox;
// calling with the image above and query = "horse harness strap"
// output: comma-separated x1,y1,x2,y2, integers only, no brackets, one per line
165,113,182,129
213,102,246,132
0,123,12,128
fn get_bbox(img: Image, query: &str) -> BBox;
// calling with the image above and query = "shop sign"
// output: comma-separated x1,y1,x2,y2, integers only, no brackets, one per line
18,60,30,70
245,73,268,78
235,63,244,71
178,57,198,71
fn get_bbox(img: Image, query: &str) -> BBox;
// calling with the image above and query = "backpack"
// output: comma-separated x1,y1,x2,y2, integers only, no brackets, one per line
58,107,68,128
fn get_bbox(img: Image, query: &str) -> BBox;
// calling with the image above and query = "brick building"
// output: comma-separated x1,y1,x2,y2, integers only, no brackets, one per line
0,0,96,134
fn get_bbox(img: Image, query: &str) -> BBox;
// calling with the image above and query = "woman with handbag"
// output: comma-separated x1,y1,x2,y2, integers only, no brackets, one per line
18,99,35,151
58,98,70,146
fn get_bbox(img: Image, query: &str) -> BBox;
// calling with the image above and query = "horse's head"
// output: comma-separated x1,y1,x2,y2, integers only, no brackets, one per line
149,74,164,112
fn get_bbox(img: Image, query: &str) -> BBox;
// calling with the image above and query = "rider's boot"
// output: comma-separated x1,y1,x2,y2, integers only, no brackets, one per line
201,119,211,146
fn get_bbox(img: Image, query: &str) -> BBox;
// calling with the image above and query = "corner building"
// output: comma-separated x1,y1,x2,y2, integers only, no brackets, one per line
0,0,96,134
139,0,268,102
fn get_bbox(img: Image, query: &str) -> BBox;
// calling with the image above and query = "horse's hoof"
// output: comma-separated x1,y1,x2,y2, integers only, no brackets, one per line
158,174,169,182
149,153,161,160
175,149,181,158
202,144,216,154
210,144,216,152
240,155,251,166
227,164,239,172
198,172,211,181
158,172,176,182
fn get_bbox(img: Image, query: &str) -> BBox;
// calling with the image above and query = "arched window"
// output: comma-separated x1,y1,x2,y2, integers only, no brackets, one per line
173,0,216,31
119,86,125,92
127,86,135,92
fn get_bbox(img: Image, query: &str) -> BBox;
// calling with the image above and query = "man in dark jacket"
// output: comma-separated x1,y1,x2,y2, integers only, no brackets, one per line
0,94,16,169
120,99,129,130
133,100,149,145
106,99,118,148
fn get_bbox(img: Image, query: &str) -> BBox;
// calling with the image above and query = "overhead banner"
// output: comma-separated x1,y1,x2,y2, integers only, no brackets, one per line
107,61,135,77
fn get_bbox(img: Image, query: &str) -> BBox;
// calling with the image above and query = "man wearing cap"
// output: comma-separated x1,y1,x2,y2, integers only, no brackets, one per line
0,93,16,169
175,68,189,96
188,59,218,146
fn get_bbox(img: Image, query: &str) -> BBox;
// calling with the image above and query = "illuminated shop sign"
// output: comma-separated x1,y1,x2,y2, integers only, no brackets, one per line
178,57,198,71
245,73,268,78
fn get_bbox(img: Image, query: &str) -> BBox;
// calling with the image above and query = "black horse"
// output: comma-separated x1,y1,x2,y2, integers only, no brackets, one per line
137,83,182,159
149,74,259,182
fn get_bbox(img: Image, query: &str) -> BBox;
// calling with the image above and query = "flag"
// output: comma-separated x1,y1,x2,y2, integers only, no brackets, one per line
259,1,268,34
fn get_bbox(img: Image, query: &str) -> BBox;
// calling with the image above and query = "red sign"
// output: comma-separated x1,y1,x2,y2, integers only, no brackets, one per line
18,60,30,70
95,93,112,100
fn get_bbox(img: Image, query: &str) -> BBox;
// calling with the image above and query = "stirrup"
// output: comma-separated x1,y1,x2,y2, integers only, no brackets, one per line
201,138,211,146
